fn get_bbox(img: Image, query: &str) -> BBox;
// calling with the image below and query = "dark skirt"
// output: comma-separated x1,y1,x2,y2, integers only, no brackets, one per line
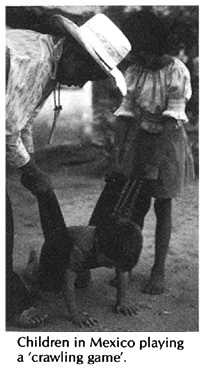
114,125,195,199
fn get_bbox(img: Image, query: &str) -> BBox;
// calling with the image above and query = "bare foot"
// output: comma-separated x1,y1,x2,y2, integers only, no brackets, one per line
114,304,138,316
15,307,48,328
72,312,98,328
143,272,165,294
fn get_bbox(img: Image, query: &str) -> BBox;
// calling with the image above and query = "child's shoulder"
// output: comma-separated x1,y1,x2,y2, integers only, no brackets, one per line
168,56,190,78
123,63,143,87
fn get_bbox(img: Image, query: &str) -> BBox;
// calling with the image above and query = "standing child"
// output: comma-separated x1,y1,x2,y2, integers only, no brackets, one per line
89,10,195,294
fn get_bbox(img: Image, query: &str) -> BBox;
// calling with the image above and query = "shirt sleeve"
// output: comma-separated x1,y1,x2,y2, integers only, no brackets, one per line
20,105,44,156
6,105,44,167
20,122,34,156
6,45,42,167
6,132,30,168
114,66,136,117
163,61,192,122
6,30,62,168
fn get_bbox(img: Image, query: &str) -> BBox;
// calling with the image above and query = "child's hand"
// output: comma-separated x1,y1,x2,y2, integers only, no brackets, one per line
72,312,98,328
114,270,138,316
114,304,138,316
20,160,53,196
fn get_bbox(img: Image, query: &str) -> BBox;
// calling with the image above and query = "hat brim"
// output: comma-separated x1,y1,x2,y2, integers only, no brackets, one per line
52,14,127,95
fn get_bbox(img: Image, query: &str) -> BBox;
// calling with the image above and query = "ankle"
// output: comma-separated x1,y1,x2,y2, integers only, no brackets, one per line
151,265,165,277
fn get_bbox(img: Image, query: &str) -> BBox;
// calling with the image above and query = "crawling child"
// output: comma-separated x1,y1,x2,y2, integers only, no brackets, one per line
30,190,143,327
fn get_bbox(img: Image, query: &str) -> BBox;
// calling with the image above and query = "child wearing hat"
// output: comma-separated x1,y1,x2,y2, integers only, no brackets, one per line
89,10,195,295
6,12,131,328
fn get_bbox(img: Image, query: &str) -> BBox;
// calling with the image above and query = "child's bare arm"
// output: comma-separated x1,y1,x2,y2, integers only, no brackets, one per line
114,267,138,316
62,268,97,328
62,269,78,319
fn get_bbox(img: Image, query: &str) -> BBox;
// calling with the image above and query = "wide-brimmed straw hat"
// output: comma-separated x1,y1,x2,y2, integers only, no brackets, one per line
52,13,131,95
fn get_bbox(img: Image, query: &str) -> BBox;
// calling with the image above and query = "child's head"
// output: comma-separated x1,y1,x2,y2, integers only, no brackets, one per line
121,10,171,59
95,216,143,272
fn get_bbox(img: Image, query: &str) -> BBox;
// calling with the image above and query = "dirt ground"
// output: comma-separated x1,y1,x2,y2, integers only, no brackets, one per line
6,145,199,332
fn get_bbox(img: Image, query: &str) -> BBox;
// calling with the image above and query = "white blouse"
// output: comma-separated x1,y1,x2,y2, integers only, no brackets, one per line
115,57,192,133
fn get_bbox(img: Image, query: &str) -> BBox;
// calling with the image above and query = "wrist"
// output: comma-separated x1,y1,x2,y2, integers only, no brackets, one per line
29,153,35,162
163,117,179,130
20,159,38,174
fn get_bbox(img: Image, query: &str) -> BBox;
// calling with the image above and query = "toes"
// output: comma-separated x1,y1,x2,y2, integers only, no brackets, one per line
28,317,40,327
19,307,48,328
77,315,98,328
85,318,98,327
29,314,48,326
126,308,138,316
114,306,138,316
80,319,97,328
129,308,138,316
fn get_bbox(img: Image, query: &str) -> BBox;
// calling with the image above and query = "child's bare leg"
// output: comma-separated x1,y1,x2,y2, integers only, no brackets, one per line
63,268,97,328
75,270,91,288
144,198,172,294
36,191,71,291
37,190,67,243
110,268,133,287
15,307,48,328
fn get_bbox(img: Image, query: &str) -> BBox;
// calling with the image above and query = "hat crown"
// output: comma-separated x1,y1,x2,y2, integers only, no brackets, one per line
52,13,131,95
80,14,131,69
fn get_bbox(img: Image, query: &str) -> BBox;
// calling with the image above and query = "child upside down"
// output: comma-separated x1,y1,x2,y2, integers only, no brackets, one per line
32,190,143,328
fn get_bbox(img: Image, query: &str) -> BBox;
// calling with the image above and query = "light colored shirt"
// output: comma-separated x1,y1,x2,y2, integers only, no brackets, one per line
6,28,64,167
114,57,192,133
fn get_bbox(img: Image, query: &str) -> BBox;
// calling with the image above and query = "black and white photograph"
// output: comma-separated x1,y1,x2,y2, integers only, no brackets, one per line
5,2,199,341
